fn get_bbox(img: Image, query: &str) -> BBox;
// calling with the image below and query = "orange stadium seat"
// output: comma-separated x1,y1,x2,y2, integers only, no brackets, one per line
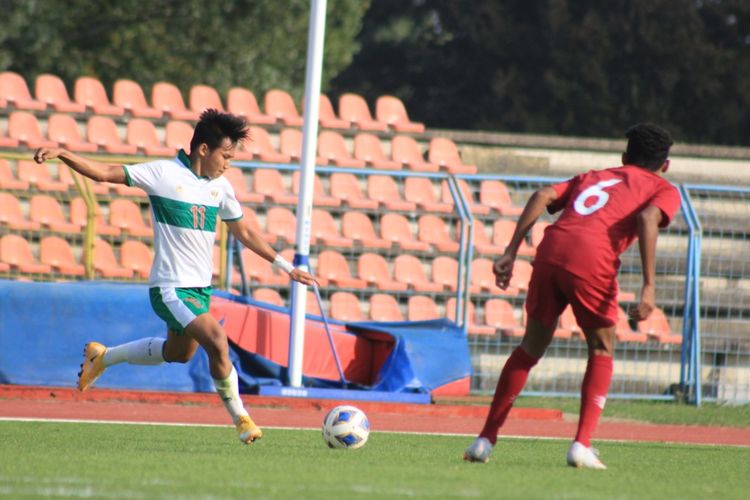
0,71,46,111
485,298,524,337
304,290,323,317
227,87,275,125
615,306,648,343
0,192,40,230
338,93,387,132
375,95,425,133
17,159,68,191
369,294,404,322
164,120,193,152
113,79,163,118
330,292,364,322
70,197,121,236
391,136,439,172
357,253,407,291
479,180,524,216
57,163,110,195
317,250,367,289
0,120,20,148
35,74,86,113
446,298,495,335
408,295,440,321
441,179,490,215
74,76,125,116
638,307,682,344
493,219,535,257
240,248,288,286
0,159,29,190
0,234,52,274
404,177,452,213
380,213,430,252
151,81,200,121
510,260,533,293
87,116,138,155
418,214,459,252
317,130,366,168
291,171,340,207
367,175,416,211
190,84,224,114
253,168,297,205
329,172,378,210
318,94,350,129
266,207,297,244
8,111,57,149
342,212,390,249
471,258,514,296
223,167,263,203
428,137,477,174
120,239,153,279
394,254,443,292
279,128,304,162
89,239,134,278
253,288,285,307
531,220,550,248
40,236,85,276
29,195,81,233
354,133,401,170
126,118,175,157
240,206,276,244
47,114,98,153
432,255,459,292
245,126,291,163
109,199,153,237
264,89,304,127
471,221,504,255
311,209,353,247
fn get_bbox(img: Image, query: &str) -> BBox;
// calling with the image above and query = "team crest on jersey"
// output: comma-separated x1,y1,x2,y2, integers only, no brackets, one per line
175,185,184,193
210,189,219,199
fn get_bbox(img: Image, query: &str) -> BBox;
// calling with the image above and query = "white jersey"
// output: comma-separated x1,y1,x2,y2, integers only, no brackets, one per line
123,150,243,288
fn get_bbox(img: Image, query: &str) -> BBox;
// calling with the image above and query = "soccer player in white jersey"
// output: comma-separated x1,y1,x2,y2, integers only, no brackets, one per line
33,109,316,444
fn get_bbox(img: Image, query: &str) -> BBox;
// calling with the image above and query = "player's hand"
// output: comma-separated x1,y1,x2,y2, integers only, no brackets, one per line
289,268,317,287
33,147,64,164
629,284,655,321
493,253,515,289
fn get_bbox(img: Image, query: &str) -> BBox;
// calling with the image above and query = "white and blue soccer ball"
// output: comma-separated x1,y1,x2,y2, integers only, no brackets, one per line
321,405,370,449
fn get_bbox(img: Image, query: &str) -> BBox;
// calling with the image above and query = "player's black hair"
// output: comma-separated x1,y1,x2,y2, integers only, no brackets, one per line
190,109,249,152
624,123,673,171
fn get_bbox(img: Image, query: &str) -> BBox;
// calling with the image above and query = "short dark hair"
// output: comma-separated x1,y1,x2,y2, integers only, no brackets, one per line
624,123,673,171
190,109,249,152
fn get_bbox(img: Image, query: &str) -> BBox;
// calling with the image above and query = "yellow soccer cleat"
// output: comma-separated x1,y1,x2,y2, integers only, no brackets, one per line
77,342,107,392
236,415,263,444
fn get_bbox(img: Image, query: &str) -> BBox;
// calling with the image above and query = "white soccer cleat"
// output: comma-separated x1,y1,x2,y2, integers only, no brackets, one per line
463,437,493,463
566,441,607,470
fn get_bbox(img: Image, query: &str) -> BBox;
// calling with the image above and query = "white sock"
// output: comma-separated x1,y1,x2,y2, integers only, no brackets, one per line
213,366,249,424
103,337,166,367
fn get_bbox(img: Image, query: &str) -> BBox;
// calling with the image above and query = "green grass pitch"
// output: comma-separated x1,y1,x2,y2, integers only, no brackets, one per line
1,421,748,499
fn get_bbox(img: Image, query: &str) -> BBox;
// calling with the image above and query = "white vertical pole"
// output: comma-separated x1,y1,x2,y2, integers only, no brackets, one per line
288,0,327,388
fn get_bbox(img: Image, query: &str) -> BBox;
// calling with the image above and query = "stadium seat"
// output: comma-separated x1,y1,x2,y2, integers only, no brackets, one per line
264,89,304,127
74,76,125,116
509,259,533,292
109,199,153,237
40,236,85,276
317,130,366,168
0,192,40,230
8,112,57,149
29,195,81,233
375,95,425,133
485,298,525,337
0,234,52,274
471,221,504,255
380,213,430,252
0,71,46,111
446,298,495,335
312,210,354,247
266,207,297,244
369,293,404,322
317,94,350,129
615,306,648,343
0,159,29,190
432,255,459,292
47,114,98,153
17,159,68,191
126,118,176,157
441,179,490,215
330,292,364,322
530,220,550,248
227,87,275,125
35,74,86,113
558,306,582,339
89,239,134,278
253,288,285,307
87,116,138,155
638,307,682,344
56,163,111,195
291,171,341,207
342,212,390,249
338,93,387,131
164,120,194,152
0,120,20,148
404,177,452,213
418,214,459,252
391,136,439,172
330,172,378,210
189,84,225,114
113,79,163,118
253,168,297,205
357,253,408,291
493,219,535,257
394,254,443,292
120,239,153,279
70,197,121,236
223,167,264,203
151,81,200,121
245,126,291,163
317,250,367,288
240,248,289,286
428,137,477,174
279,128,305,162
407,295,441,321
479,180,524,216
367,175,417,211
471,258,514,296
353,133,401,170
240,206,276,244
305,290,323,317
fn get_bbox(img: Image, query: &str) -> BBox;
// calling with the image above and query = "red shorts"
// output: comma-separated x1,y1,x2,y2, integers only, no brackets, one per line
524,261,618,330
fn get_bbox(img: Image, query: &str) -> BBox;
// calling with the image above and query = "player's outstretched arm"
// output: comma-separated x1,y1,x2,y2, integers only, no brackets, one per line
630,205,663,321
225,219,317,286
33,147,126,184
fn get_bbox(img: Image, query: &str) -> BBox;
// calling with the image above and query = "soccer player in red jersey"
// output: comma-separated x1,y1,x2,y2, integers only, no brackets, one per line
464,123,682,468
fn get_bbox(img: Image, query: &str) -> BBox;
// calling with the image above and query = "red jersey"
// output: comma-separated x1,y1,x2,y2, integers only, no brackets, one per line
535,165,681,282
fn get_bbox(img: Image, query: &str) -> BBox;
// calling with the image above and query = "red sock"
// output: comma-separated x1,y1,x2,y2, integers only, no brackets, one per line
479,346,539,445
575,354,613,447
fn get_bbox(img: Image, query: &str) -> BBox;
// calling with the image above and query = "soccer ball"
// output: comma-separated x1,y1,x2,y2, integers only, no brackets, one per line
321,405,370,449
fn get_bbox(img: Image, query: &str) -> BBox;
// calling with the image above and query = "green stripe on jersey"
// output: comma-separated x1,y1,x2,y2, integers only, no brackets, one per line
149,195,218,231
